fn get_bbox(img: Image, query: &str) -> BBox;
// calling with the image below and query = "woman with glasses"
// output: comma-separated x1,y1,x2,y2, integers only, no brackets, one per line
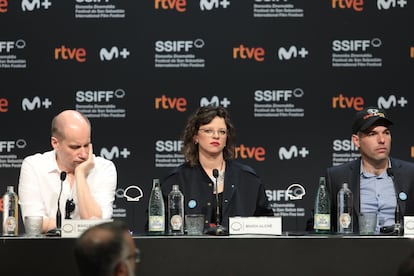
161,105,273,234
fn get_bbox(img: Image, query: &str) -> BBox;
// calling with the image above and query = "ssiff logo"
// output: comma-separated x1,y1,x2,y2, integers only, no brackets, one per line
0,0,8,13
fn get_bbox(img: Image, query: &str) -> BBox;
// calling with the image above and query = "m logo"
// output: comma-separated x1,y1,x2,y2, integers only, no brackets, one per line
278,146,309,160
21,0,51,11
100,147,131,160
22,97,52,111
99,47,130,61
377,95,407,109
277,46,308,60
200,96,231,108
377,0,407,10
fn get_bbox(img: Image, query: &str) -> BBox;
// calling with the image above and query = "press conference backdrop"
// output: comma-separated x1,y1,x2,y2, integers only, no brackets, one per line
0,1,413,234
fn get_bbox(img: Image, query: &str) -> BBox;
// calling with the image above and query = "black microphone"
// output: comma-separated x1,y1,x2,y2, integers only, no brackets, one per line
56,171,66,230
386,168,402,235
206,169,227,235
212,169,220,226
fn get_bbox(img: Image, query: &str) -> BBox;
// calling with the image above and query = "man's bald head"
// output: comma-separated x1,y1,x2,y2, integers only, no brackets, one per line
51,110,91,140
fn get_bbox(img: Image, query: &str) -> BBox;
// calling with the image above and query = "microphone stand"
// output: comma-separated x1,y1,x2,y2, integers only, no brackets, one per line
207,169,227,236
387,168,403,236
46,171,66,236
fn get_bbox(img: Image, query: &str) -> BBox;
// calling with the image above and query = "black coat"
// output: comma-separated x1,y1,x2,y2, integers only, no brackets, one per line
326,157,414,232
161,160,273,230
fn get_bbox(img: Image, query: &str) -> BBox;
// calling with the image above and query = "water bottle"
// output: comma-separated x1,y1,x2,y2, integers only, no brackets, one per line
2,186,19,236
168,184,184,235
148,179,165,235
337,182,353,234
313,176,331,234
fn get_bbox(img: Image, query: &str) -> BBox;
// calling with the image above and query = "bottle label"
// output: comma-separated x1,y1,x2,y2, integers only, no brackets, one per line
5,216,17,233
314,214,330,230
339,213,351,228
170,215,183,230
149,216,165,232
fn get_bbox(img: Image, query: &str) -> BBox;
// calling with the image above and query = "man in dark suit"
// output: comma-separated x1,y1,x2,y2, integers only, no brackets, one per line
326,107,414,234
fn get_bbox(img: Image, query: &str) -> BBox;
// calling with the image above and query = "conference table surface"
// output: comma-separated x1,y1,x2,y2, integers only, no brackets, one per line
1,233,413,276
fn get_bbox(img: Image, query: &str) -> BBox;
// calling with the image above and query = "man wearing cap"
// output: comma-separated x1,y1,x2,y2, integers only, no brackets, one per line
326,107,414,234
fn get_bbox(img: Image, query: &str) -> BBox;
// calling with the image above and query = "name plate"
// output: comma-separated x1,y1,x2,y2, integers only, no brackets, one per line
229,216,282,235
61,219,113,238
404,216,414,237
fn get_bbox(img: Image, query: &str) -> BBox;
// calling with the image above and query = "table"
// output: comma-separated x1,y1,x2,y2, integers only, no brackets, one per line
1,235,414,276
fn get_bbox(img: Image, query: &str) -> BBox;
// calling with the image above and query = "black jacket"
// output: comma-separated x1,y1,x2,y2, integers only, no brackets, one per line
161,160,273,230
326,157,414,232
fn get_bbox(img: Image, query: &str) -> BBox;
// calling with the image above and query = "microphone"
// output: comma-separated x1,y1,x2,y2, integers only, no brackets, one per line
56,171,66,230
46,171,66,237
386,168,403,235
207,169,227,235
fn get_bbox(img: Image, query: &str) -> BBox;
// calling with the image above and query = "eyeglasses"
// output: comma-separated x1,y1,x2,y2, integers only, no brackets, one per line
65,199,75,219
198,128,227,137
126,248,141,264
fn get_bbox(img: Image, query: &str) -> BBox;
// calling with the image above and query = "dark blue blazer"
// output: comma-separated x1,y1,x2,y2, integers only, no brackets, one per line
326,157,414,232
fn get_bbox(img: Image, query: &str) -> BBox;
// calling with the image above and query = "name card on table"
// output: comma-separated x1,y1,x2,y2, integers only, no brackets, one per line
61,219,113,238
404,216,414,237
229,216,282,235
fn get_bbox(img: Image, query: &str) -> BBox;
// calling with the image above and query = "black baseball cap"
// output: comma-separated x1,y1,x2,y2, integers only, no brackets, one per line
352,107,393,134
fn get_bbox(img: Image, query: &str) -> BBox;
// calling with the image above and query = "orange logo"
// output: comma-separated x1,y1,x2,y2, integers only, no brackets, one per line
0,198,3,212
54,45,87,63
332,0,364,11
235,144,266,161
0,98,8,112
155,95,187,112
332,93,364,110
410,47,414,58
154,0,187,12
233,44,265,62
0,0,7,13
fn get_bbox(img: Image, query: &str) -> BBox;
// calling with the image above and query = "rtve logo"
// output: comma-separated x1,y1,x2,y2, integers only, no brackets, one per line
377,0,407,10
200,0,230,11
254,89,304,102
332,94,364,111
278,146,309,160
99,47,130,61
21,0,52,11
155,140,184,152
235,144,266,162
155,95,187,112
100,147,131,160
277,46,309,61
410,47,414,58
155,0,187,12
76,89,126,103
155,39,204,53
22,97,52,111
332,0,364,11
0,98,8,112
333,139,358,151
200,96,231,108
0,0,8,13
54,45,86,63
0,40,26,53
233,44,265,62
0,139,27,153
377,95,408,109
332,39,381,52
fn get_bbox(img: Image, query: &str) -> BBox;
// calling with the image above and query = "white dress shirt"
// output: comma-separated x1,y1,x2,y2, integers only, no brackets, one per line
18,150,117,221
